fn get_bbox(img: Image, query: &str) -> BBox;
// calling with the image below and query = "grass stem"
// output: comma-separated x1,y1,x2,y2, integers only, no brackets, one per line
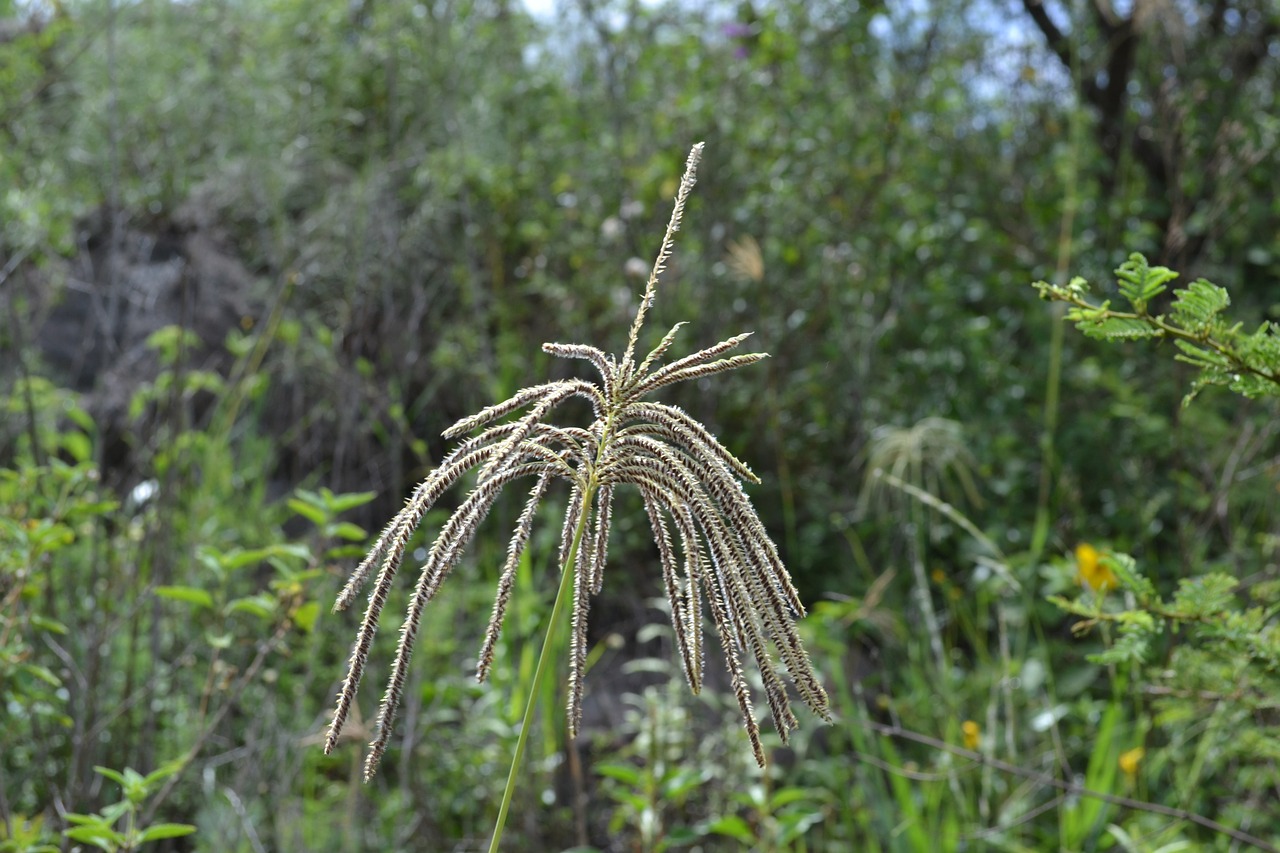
488,487,594,853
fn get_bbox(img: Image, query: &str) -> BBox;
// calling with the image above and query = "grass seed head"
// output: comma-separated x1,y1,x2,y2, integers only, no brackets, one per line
326,143,827,777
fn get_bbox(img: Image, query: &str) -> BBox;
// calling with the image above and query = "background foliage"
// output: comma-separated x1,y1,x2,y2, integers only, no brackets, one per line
2,0,1278,850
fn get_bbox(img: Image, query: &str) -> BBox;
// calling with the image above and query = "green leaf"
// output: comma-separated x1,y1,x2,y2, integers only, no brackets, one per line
612,792,649,813
30,614,68,634
1088,625,1151,665
296,568,328,584
1115,253,1177,310
777,810,824,845
662,826,701,846
659,768,706,800
141,758,187,789
325,490,377,514
60,431,93,463
326,521,369,542
19,663,62,687
136,823,196,842
225,329,254,358
324,544,368,560
1173,339,1231,369
1074,317,1163,341
226,594,277,619
144,325,201,364
1102,553,1157,600
63,826,123,850
219,544,310,571
65,405,96,433
769,787,817,809
1170,278,1230,331
703,815,755,843
27,522,74,556
596,763,642,786
286,498,328,526
155,586,214,609
1172,573,1237,618
63,813,109,827
1047,594,1099,618
196,546,228,575
205,632,233,649
92,767,128,787
292,601,320,633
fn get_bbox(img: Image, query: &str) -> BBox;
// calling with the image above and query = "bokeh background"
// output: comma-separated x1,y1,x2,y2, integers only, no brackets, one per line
3,0,1279,850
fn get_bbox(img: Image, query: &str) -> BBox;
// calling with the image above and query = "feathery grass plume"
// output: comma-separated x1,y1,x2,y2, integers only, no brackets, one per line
325,142,829,780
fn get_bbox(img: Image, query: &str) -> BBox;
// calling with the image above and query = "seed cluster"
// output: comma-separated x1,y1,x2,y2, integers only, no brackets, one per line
326,143,829,780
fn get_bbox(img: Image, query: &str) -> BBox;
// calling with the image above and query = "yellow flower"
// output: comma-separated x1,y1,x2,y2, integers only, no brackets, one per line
1119,746,1144,782
1076,543,1116,592
962,719,980,750
930,568,946,584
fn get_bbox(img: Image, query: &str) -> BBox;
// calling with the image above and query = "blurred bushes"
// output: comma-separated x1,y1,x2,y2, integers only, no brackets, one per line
2,0,1278,849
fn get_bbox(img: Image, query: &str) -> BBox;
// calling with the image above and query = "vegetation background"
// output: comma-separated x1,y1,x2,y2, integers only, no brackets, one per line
2,0,1278,850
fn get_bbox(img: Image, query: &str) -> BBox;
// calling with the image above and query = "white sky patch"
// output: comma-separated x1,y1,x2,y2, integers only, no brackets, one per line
522,0,557,19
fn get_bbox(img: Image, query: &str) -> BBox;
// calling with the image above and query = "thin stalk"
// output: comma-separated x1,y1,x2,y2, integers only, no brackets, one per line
1030,302,1066,559
1031,9,1084,562
489,487,594,853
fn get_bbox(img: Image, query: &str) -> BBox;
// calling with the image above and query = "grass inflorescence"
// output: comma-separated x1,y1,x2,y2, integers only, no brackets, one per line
325,143,829,789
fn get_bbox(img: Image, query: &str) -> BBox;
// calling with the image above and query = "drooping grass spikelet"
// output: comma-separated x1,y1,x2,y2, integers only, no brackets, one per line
477,472,554,683
670,501,705,692
641,491,699,693
567,515,593,737
559,482,585,569
326,142,826,779
326,441,504,754
588,483,614,595
364,463,545,778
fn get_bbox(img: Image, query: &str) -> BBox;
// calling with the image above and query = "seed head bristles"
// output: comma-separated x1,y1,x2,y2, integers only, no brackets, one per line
326,142,827,779
675,503,706,691
567,523,592,737
364,460,549,779
623,142,704,369
604,435,823,746
559,483,586,569
443,380,603,441
635,321,687,378
627,332,756,399
477,471,554,684
541,343,617,402
587,483,614,595
641,490,699,692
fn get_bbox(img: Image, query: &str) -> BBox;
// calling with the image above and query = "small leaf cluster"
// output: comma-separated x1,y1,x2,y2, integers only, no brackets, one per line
1051,552,1278,672
62,764,195,852
1038,255,1280,819
1034,253,1280,403
1054,552,1280,796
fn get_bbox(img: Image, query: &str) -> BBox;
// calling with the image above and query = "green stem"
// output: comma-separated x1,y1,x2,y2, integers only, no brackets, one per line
1055,293,1280,388
1030,302,1065,559
1032,21,1084,562
488,487,594,853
